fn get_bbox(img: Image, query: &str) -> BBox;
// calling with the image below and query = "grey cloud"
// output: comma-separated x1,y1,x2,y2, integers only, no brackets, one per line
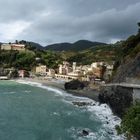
0,0,140,44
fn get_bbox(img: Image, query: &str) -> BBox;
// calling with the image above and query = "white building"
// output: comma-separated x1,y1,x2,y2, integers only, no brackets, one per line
58,61,72,75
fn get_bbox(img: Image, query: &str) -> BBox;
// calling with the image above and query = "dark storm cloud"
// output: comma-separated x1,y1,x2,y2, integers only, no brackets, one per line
0,0,140,45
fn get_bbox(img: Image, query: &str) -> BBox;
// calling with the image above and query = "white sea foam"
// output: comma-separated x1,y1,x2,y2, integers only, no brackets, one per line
87,104,126,140
15,79,65,95
68,127,98,140
24,90,31,93
3,91,16,94
15,79,126,140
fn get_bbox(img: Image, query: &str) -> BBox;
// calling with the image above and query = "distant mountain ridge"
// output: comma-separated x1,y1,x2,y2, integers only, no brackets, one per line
45,43,72,51
45,40,106,51
0,40,106,52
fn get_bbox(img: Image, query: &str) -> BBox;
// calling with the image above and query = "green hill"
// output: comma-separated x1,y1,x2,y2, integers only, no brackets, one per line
19,40,44,50
45,43,72,51
45,40,106,51
58,43,119,65
112,24,140,82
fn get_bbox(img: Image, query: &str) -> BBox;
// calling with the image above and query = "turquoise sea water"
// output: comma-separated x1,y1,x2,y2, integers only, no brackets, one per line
0,80,125,140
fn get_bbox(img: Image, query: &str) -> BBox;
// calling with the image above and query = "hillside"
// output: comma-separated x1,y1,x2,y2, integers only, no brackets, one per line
19,40,44,50
45,43,72,51
112,27,140,82
58,44,119,65
45,40,106,51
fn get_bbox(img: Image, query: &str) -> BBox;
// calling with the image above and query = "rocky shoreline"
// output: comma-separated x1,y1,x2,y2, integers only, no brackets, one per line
16,78,100,102
99,85,133,118
15,78,139,119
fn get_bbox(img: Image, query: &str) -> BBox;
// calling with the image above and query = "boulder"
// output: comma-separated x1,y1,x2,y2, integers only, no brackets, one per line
72,101,91,106
99,85,133,118
64,80,86,90
82,130,89,136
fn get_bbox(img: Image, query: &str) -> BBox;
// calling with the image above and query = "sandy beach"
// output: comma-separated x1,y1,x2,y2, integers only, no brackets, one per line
16,78,99,102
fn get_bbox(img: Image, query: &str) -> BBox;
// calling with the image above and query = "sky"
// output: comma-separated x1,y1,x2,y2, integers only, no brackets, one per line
0,0,140,46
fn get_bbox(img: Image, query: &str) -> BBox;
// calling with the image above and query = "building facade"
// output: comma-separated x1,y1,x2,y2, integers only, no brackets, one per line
35,65,47,75
1,43,25,51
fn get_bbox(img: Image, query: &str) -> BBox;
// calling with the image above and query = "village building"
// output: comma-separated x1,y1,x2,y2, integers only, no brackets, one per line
18,70,26,78
56,62,84,80
1,43,25,51
47,69,55,78
58,61,72,75
1,44,11,50
55,61,111,82
103,64,114,81
11,44,25,51
35,65,47,75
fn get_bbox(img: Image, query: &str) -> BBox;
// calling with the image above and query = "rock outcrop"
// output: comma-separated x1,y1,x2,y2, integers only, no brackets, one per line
99,85,133,118
113,53,140,83
64,80,87,90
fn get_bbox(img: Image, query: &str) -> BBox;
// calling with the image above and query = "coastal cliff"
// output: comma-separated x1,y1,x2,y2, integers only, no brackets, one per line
112,29,140,83
99,85,133,118
113,53,140,83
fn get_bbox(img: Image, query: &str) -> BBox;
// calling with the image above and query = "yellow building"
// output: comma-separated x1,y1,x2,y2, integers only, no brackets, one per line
1,44,12,50
35,65,47,75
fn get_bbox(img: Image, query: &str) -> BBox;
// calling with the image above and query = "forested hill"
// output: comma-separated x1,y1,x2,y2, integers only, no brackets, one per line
45,40,106,51
45,43,72,51
112,23,140,82
19,40,44,50
15,40,106,52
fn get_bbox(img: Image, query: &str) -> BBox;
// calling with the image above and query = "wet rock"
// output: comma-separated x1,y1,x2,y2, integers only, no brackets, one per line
72,101,91,106
99,85,133,118
107,130,114,135
82,130,89,136
106,121,109,124
65,80,87,90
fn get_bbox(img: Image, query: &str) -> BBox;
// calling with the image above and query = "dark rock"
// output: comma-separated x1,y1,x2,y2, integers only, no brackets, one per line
99,85,133,118
107,131,114,135
65,80,86,90
113,53,140,83
82,130,89,136
106,121,109,124
72,101,91,106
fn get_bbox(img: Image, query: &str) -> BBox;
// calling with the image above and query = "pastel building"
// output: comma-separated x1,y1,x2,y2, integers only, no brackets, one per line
1,43,25,51
58,61,72,75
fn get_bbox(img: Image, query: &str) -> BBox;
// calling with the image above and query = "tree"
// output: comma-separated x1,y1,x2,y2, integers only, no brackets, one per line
117,103,140,139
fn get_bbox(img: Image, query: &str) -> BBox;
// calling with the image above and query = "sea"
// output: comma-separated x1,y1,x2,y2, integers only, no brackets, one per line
0,80,125,140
